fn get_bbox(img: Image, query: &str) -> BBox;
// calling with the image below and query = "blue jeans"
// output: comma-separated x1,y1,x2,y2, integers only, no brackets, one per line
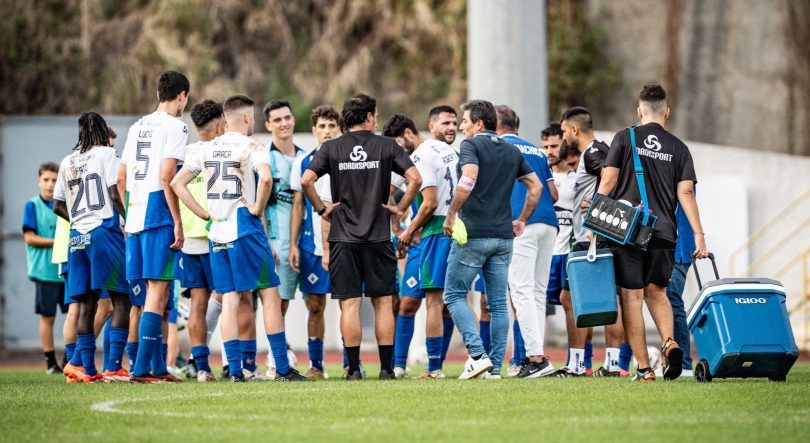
666,262,693,369
443,238,513,373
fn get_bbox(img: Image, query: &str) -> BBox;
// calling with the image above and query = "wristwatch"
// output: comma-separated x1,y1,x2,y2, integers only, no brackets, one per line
317,206,327,216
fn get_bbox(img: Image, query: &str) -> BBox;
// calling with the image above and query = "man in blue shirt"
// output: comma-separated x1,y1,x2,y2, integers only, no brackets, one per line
442,100,542,379
496,106,559,378
23,162,65,374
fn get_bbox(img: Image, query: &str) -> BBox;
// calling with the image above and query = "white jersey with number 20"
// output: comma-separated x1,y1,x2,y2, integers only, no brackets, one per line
54,146,120,234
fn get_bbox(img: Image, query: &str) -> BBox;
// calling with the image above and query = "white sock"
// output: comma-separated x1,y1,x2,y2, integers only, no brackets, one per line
567,348,585,374
205,298,222,346
605,347,620,372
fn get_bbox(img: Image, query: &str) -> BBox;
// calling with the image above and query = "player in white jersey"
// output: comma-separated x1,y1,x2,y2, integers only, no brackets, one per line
118,71,189,383
54,112,131,383
543,124,575,310
288,105,340,378
382,114,458,379
172,94,309,382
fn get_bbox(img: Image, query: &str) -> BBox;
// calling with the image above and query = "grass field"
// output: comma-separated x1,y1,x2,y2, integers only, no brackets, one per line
2,362,809,442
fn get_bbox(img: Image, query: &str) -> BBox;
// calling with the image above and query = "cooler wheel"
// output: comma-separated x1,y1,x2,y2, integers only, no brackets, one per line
694,359,712,383
768,375,786,382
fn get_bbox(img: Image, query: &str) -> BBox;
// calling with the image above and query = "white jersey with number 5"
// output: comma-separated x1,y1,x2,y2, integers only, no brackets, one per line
184,132,270,244
54,146,120,234
121,111,188,233
410,139,458,237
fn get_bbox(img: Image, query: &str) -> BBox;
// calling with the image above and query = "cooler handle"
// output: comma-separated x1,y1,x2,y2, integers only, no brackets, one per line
691,252,719,289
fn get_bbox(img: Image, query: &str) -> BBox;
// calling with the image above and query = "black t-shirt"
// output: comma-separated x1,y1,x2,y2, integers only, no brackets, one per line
458,130,535,239
605,123,697,243
307,130,414,243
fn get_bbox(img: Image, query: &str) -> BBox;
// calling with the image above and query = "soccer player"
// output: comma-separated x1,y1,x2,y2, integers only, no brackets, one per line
596,85,707,382
443,100,542,380
178,99,226,382
382,113,459,379
288,105,340,378
301,93,422,381
553,107,626,377
494,106,559,379
119,70,189,383
54,112,131,383
23,161,65,374
172,94,308,382
262,99,306,377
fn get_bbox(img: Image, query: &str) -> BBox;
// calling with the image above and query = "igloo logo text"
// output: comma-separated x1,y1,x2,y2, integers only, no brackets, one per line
735,298,767,304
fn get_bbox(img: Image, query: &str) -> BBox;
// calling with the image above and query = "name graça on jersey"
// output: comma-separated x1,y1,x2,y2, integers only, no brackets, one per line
212,151,231,158
635,147,673,162
339,161,380,170
514,143,545,157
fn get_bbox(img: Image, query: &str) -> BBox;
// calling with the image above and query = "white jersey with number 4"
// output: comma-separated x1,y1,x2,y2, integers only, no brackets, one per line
121,111,188,233
54,146,120,234
184,132,270,244
410,139,458,237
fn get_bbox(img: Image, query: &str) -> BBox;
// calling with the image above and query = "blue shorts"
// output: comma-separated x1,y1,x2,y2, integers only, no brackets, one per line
211,233,281,294
474,271,486,293
126,225,179,281
300,249,329,296
420,235,451,290
67,227,129,300
547,254,567,305
129,279,175,310
271,238,299,300
99,290,110,300
179,252,215,291
401,243,425,298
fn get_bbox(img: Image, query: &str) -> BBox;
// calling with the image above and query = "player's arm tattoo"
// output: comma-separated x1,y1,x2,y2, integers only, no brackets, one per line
108,185,127,220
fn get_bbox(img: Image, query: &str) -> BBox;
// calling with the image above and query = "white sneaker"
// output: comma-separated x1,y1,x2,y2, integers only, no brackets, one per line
243,368,265,381
479,371,501,380
680,369,694,378
197,370,216,382
654,367,664,378
393,367,408,379
459,356,493,380
505,363,523,378
265,366,277,379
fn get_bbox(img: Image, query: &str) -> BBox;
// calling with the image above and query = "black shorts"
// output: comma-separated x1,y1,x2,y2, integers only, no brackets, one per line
329,241,398,299
35,280,67,317
562,240,608,291
610,237,676,290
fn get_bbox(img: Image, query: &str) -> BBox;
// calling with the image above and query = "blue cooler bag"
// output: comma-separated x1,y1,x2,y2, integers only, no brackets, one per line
687,254,799,382
566,240,618,328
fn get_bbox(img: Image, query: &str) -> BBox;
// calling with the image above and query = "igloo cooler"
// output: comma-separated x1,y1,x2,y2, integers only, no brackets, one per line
566,241,618,328
687,254,799,382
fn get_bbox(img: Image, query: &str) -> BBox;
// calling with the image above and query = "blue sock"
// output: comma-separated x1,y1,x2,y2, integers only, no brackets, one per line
426,336,443,372
102,318,111,372
480,320,491,354
308,339,324,371
70,339,84,367
78,334,97,376
191,345,212,372
223,340,243,374
342,337,349,368
584,342,593,370
65,343,77,363
107,328,128,372
163,343,168,367
619,342,633,372
150,339,168,375
511,321,523,365
241,339,258,372
268,332,290,376
126,341,139,369
441,317,454,361
133,312,161,377
393,314,415,369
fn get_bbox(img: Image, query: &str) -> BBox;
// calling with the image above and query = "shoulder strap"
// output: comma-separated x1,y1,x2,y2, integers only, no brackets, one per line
628,127,650,224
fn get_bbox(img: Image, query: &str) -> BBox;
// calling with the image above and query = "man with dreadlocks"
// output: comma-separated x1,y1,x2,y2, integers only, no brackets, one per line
118,71,190,383
54,112,131,383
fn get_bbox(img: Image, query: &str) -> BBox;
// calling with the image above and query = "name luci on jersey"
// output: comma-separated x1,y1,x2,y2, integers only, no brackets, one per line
339,160,380,170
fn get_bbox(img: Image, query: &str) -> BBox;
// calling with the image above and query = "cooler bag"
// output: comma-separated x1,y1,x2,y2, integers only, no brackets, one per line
687,254,799,382
566,240,618,327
